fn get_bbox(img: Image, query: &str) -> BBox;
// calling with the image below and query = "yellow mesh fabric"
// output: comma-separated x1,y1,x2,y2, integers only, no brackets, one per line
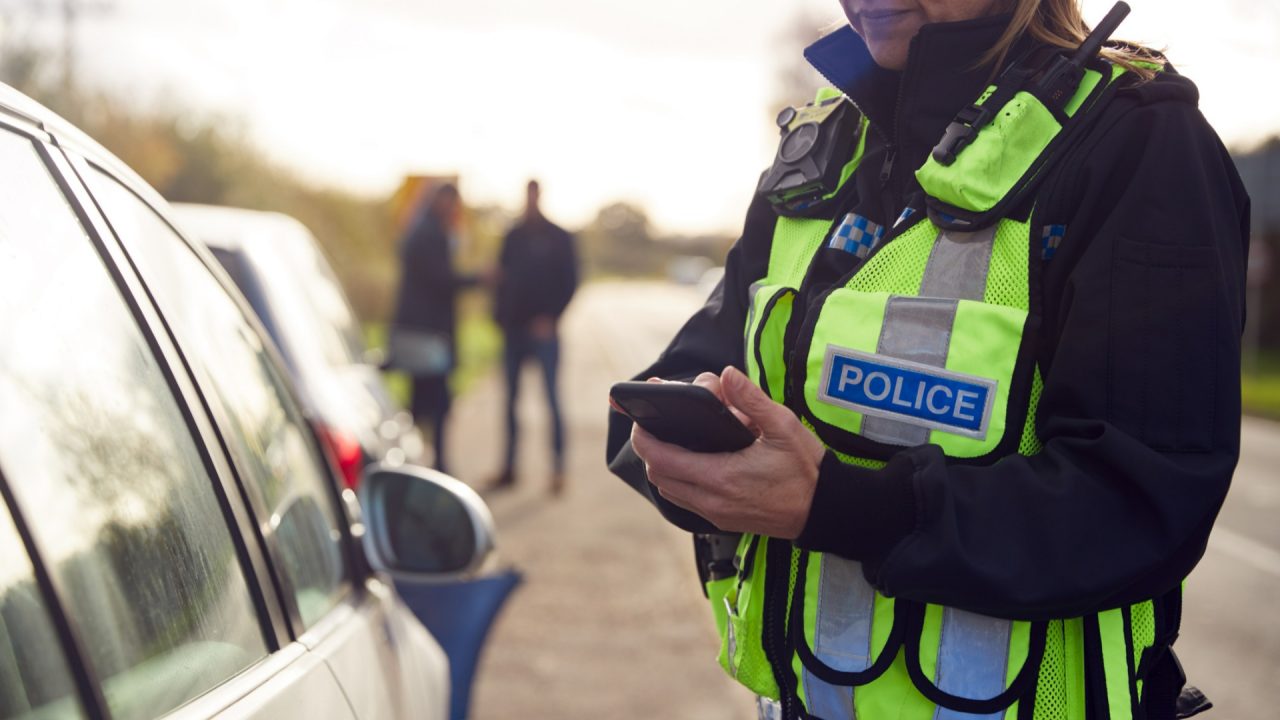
735,643,778,695
984,219,1032,310
834,451,888,470
1031,621,1069,720
845,221,934,296
1018,369,1045,456
1131,601,1156,696
769,217,832,287
730,540,781,697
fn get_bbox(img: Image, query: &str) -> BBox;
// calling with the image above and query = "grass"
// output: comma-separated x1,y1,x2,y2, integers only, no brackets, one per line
364,297,503,409
1242,351,1280,420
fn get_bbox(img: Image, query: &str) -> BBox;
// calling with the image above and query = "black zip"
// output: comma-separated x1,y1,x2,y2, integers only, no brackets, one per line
762,539,801,718
878,143,897,185
878,142,899,229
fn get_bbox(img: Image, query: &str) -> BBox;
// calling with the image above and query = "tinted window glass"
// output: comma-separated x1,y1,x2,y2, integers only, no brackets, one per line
257,228,365,368
89,173,348,629
0,504,84,720
0,134,268,719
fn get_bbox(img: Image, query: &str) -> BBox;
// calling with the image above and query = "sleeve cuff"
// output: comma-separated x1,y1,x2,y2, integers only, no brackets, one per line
794,450,918,565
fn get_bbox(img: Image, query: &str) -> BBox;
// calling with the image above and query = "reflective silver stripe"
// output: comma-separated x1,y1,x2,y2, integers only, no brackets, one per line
746,282,766,363
756,696,784,720
919,227,997,302
932,607,1012,720
860,296,959,445
724,596,739,678
859,225,997,445
803,672,855,720
803,556,875,720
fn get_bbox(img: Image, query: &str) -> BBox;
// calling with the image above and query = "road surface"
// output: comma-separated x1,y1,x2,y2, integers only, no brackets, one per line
449,280,1278,719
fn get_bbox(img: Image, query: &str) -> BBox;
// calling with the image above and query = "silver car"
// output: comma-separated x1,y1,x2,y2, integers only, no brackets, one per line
167,203,426,489
0,82,488,719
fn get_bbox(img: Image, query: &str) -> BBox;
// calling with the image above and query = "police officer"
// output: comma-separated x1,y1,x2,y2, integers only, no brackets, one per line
606,0,1249,718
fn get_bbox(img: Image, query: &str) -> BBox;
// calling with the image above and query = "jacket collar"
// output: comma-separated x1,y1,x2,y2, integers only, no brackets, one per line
804,14,1026,157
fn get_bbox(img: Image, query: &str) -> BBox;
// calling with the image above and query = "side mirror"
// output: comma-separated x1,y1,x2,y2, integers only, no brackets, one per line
358,463,496,579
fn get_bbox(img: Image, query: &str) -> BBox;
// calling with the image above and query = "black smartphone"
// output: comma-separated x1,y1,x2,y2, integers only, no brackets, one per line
609,381,756,453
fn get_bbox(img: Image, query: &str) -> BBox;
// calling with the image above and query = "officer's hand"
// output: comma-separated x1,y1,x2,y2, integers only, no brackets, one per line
668,371,756,433
632,366,824,539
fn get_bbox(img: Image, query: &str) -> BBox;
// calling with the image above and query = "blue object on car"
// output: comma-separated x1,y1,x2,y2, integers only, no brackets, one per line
395,570,523,720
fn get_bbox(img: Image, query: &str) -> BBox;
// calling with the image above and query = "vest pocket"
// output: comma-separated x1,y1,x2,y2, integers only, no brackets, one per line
714,533,780,699
800,288,1029,459
745,284,797,404
900,601,1047,716
789,549,902,689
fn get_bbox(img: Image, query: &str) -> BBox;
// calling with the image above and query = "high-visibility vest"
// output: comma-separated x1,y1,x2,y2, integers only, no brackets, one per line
707,62,1176,720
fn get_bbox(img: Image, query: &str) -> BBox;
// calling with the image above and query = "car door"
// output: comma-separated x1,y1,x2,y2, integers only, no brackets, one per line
76,164,447,720
0,107,360,720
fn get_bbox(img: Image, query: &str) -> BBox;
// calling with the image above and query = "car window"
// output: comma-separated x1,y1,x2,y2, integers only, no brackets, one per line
87,172,350,630
0,503,85,720
0,132,268,719
250,227,364,370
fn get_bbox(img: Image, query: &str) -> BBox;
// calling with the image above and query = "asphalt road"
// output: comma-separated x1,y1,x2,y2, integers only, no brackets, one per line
450,282,753,719
1179,417,1280,718
452,280,1278,719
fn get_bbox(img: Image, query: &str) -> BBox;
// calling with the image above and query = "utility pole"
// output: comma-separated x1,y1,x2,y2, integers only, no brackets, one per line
56,0,112,101
9,0,112,103
1246,141,1278,376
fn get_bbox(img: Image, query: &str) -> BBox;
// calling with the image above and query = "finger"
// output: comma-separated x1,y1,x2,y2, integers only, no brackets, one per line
726,404,758,436
691,371,725,402
651,472,723,528
694,373,753,432
630,424,661,460
721,366,793,438
650,471,701,507
632,426,725,488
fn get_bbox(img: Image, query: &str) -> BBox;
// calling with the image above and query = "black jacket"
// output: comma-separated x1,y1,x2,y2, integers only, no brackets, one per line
392,211,474,340
606,14,1250,621
494,216,579,331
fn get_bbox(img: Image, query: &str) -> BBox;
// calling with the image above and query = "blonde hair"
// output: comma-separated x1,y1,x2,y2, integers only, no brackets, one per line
982,0,1162,80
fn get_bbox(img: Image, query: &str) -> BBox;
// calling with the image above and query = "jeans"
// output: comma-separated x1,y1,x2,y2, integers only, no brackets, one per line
411,374,451,474
502,330,565,473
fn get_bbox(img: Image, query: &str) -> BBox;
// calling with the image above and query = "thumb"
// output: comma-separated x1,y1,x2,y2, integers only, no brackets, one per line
721,366,791,438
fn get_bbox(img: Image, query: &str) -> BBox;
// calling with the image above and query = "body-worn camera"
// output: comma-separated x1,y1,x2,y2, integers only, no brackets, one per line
757,96,863,210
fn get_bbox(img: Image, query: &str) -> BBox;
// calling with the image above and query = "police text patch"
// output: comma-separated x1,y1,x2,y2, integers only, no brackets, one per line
818,346,996,439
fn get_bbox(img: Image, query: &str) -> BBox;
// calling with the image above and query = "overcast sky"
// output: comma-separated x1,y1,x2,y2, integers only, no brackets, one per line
10,0,1280,234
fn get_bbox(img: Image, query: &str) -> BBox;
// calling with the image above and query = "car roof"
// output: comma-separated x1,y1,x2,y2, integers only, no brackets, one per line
0,81,166,210
168,203,315,255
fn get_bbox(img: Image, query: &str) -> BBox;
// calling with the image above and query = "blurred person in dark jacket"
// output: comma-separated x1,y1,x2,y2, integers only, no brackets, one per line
492,180,578,494
389,182,477,474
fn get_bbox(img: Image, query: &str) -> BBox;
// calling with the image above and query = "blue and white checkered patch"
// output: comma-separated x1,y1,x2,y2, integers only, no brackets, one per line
1041,224,1067,260
829,213,884,258
893,207,917,228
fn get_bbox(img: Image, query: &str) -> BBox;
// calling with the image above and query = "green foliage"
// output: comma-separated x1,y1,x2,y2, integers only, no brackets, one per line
578,200,733,278
579,201,661,276
1243,352,1280,420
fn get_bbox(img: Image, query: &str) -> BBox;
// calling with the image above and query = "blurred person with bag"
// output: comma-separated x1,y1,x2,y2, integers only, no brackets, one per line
389,182,478,474
491,180,579,495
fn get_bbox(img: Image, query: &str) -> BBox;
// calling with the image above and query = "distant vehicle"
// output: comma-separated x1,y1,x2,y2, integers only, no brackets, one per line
0,81,493,719
169,203,426,490
666,254,715,286
170,203,519,720
696,265,726,299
